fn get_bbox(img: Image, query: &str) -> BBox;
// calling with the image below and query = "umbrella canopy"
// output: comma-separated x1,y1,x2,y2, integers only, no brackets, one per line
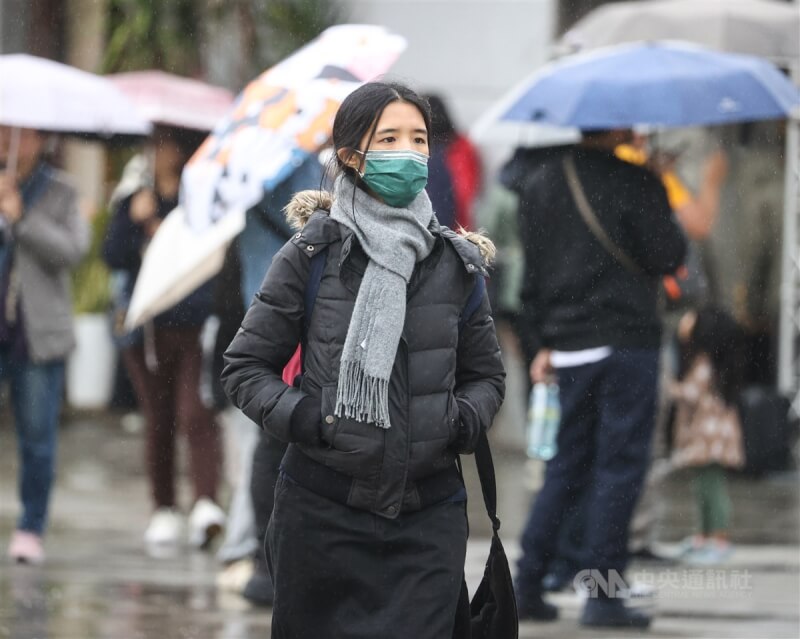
180,24,407,233
499,42,800,130
0,54,151,137
558,0,800,66
109,71,235,131
124,24,406,330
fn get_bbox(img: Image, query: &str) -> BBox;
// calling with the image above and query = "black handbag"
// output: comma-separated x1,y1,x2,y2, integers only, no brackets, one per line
453,431,519,639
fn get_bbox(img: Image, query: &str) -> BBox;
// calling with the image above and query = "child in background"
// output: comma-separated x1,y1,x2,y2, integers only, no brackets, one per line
671,307,745,564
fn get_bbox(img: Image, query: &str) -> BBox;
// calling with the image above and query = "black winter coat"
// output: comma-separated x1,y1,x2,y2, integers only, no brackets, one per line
222,190,505,518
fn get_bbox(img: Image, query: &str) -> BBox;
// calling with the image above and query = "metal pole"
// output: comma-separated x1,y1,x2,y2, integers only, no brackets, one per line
778,116,799,404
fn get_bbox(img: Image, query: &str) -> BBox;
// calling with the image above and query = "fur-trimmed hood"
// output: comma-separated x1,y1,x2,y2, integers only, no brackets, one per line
284,189,496,265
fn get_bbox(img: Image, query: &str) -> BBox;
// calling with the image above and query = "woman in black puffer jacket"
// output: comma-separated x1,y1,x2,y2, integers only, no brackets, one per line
222,81,505,639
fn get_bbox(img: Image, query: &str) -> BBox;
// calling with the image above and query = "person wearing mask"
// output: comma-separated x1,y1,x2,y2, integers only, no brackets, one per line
103,126,224,550
222,82,505,638
0,126,89,563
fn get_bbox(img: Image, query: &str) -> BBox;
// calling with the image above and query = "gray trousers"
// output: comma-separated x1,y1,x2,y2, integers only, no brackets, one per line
216,407,260,563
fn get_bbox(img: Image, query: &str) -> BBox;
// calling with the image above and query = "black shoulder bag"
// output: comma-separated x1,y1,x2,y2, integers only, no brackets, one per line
453,431,519,639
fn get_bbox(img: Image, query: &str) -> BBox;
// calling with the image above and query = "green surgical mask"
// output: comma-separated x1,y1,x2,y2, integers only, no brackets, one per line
357,149,429,208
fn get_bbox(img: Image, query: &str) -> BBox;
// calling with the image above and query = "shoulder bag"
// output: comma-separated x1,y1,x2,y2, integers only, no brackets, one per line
452,431,519,639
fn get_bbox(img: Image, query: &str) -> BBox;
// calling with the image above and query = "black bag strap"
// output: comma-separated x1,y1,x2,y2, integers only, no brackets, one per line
474,430,501,533
459,273,485,331
301,247,329,372
457,274,501,532
563,153,646,278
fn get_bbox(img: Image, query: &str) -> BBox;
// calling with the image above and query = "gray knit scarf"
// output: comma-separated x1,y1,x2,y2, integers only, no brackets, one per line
329,175,438,428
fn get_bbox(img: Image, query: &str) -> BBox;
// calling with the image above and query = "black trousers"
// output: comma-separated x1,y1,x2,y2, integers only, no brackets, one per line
267,473,468,639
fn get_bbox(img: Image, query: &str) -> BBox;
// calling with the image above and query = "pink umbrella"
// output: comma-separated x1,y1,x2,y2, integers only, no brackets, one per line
109,70,234,131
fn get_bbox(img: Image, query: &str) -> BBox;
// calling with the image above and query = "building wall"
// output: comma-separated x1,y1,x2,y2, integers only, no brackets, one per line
341,0,556,137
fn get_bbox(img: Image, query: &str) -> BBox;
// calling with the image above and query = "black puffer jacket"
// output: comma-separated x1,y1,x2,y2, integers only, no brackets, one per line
222,190,505,519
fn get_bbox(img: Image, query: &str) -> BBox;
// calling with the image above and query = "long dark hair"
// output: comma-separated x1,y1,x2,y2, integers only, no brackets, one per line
331,81,432,184
683,306,745,406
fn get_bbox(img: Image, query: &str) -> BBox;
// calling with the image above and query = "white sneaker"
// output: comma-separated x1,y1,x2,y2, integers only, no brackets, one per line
216,558,255,593
144,508,185,546
188,498,226,549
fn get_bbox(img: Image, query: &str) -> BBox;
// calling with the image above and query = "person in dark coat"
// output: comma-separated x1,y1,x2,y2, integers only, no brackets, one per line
514,130,686,629
222,81,505,639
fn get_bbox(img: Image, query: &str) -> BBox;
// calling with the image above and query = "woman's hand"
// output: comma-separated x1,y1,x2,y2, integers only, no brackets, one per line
529,349,553,384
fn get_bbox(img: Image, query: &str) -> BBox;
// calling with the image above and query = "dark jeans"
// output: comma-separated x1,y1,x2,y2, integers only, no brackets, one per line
516,348,659,593
123,326,221,508
0,350,65,534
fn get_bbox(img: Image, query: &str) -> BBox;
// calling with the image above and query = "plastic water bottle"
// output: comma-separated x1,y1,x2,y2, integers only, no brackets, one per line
526,382,560,460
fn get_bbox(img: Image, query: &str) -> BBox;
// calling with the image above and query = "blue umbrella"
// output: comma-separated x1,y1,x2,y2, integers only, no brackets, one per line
500,42,799,129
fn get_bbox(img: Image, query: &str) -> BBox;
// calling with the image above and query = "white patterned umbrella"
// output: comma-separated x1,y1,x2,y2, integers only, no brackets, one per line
124,25,406,329
180,24,407,233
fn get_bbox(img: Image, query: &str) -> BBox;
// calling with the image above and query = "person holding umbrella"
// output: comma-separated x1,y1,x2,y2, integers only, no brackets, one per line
0,126,89,563
478,43,797,627
222,81,505,637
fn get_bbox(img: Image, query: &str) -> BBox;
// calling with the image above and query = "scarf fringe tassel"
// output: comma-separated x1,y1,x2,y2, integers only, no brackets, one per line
335,360,391,429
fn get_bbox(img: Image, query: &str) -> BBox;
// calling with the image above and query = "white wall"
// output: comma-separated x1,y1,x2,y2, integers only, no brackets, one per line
341,0,556,151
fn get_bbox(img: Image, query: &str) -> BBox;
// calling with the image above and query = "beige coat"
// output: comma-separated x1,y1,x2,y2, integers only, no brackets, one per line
671,354,744,469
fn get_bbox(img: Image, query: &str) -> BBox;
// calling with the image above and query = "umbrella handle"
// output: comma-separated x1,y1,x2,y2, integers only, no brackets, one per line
144,145,156,190
5,127,20,179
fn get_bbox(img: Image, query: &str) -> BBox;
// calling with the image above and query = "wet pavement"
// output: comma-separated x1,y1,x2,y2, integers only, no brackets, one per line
1,412,798,638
